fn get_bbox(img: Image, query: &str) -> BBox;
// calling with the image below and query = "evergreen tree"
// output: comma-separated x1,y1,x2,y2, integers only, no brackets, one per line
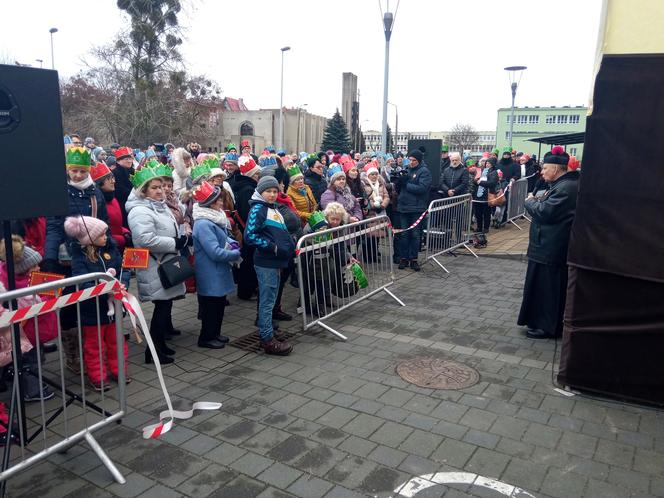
321,109,351,153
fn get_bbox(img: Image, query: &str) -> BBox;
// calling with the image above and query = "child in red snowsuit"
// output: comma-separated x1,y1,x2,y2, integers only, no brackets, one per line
64,216,128,391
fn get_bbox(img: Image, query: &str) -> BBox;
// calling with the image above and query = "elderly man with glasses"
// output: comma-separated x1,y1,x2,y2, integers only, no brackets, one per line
437,151,470,248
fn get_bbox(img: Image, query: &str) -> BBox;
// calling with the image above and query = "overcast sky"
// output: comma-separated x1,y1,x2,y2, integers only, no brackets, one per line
3,0,603,133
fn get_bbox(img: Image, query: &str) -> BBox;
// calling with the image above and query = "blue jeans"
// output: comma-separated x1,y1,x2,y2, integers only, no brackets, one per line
255,266,281,342
398,211,424,260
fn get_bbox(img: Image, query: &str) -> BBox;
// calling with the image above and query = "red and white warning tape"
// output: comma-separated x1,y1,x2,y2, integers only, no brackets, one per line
0,275,221,440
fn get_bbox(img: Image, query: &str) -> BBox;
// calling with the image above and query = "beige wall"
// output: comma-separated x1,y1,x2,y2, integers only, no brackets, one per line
207,109,327,154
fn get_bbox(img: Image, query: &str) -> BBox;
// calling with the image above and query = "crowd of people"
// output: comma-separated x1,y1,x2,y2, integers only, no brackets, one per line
0,132,582,395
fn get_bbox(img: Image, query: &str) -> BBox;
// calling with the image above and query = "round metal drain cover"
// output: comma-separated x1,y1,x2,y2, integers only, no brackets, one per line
396,357,480,390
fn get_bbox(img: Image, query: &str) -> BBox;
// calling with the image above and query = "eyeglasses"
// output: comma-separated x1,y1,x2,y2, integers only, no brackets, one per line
72,141,82,146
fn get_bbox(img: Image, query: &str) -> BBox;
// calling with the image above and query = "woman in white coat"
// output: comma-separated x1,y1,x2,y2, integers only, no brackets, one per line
126,166,191,364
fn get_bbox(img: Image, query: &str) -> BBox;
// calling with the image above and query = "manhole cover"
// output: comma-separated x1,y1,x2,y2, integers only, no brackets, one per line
396,357,480,389
228,330,298,353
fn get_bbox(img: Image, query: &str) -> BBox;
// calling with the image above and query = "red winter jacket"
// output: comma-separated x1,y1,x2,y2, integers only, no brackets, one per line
106,198,129,251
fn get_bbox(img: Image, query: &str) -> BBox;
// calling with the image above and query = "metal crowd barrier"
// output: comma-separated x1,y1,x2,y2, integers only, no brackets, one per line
424,194,478,273
296,215,405,341
0,272,127,493
505,178,531,229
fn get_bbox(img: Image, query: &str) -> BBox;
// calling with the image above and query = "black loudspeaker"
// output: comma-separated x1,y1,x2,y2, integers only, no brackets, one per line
0,65,68,220
407,139,442,187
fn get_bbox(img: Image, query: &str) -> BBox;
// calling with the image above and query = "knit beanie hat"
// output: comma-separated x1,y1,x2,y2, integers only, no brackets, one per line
486,157,497,167
330,170,346,186
64,216,108,246
408,150,423,163
0,235,42,275
256,175,279,194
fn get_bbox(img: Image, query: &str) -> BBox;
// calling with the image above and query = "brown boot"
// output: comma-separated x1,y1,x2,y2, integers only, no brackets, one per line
261,338,293,356
61,328,81,374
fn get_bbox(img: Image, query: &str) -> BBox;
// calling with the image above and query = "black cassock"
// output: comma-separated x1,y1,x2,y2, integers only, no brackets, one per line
517,261,568,336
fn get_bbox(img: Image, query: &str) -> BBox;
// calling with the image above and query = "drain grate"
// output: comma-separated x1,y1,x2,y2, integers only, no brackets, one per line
228,330,299,353
396,357,480,390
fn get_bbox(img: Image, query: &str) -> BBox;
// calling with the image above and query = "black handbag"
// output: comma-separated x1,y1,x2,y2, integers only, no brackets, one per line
152,254,194,289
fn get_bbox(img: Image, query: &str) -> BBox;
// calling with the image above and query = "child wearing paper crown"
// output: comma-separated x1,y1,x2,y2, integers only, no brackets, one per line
64,216,128,391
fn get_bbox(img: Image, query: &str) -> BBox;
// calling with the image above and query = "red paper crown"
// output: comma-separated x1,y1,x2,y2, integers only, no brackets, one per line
241,139,251,148
193,181,216,204
90,162,112,182
239,157,258,175
551,145,565,155
114,146,133,159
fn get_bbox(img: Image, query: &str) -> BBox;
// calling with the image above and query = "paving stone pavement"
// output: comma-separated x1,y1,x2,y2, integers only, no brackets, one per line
4,255,664,497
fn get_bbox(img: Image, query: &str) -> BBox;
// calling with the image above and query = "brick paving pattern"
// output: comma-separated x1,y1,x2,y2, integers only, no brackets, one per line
6,254,664,497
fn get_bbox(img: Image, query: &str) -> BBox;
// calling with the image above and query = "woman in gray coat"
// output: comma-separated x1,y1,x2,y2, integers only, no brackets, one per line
127,168,191,364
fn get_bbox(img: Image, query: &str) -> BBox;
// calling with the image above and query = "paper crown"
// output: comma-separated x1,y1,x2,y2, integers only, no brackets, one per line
191,162,212,182
308,211,327,231
259,153,277,168
224,152,239,163
153,162,174,179
239,156,258,175
226,143,237,152
192,181,220,205
130,165,160,190
441,145,449,152
241,139,251,148
90,162,112,182
267,145,276,153
287,165,303,178
114,146,133,159
66,147,91,168
502,146,512,154
200,155,220,171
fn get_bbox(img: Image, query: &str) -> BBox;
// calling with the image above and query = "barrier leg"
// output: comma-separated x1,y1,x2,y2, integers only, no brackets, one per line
84,431,126,484
509,219,523,230
383,287,406,307
462,243,480,259
316,321,348,341
430,256,450,274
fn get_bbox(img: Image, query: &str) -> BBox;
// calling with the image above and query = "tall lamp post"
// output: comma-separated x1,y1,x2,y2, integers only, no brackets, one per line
279,46,291,150
380,1,399,154
49,27,58,70
35,59,43,68
388,101,398,155
504,65,527,149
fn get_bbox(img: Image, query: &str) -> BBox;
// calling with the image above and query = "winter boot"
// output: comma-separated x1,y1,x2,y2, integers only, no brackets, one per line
61,328,81,375
261,338,293,356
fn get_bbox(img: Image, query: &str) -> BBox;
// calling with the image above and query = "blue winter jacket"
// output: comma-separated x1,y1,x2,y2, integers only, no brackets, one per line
69,241,122,326
244,191,296,269
192,219,240,297
45,183,112,262
397,163,432,213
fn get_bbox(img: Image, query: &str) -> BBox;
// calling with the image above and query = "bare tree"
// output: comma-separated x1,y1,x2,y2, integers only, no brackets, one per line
447,123,480,153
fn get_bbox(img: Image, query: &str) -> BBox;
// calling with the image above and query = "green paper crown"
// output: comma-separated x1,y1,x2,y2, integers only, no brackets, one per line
66,147,91,168
308,211,327,230
190,163,212,182
502,146,512,153
153,162,174,179
226,143,237,151
200,155,220,171
130,166,160,190
492,147,500,154
441,145,449,152
287,165,303,178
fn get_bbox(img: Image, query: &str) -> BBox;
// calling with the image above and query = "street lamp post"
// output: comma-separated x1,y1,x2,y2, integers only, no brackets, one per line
504,66,527,149
279,46,291,151
49,28,58,70
388,101,398,155
380,9,395,155
35,59,43,68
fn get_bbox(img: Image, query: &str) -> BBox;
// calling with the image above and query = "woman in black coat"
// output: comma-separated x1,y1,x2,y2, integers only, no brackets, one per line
518,147,580,339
